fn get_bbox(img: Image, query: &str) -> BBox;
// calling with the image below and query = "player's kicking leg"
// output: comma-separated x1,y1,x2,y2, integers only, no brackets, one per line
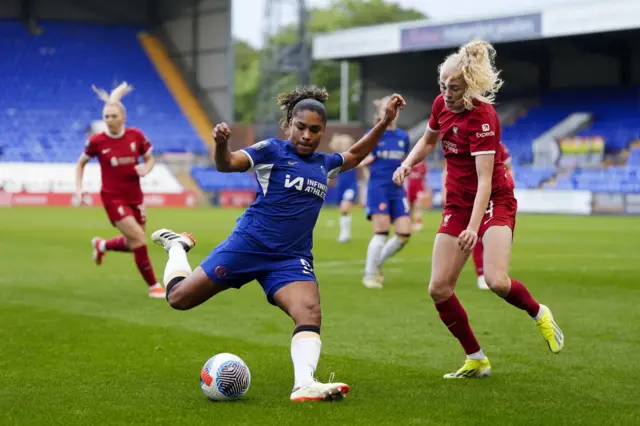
483,225,564,353
430,233,491,378
152,228,229,309
272,281,349,401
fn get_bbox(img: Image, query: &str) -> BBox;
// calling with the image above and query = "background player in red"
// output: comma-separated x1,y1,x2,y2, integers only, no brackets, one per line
406,160,431,232
441,141,514,289
394,40,564,378
75,82,164,298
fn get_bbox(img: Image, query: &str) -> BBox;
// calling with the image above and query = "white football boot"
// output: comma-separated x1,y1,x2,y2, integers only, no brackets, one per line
362,275,383,289
290,380,350,402
151,229,196,253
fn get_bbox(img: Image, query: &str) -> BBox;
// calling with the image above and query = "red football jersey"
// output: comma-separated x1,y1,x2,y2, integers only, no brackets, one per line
427,94,513,209
408,161,427,184
82,127,152,203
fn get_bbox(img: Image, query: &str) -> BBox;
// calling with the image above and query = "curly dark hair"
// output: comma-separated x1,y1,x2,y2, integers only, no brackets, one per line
276,85,329,129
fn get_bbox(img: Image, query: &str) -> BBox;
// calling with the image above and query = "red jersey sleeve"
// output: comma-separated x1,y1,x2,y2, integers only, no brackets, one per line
468,114,498,156
133,128,152,157
427,95,443,133
83,135,99,158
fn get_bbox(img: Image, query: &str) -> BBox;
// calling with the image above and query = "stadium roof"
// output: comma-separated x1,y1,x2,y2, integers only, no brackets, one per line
312,0,640,60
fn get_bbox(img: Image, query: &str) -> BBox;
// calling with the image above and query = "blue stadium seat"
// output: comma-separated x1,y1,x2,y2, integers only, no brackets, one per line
191,166,258,192
502,88,640,165
0,21,207,163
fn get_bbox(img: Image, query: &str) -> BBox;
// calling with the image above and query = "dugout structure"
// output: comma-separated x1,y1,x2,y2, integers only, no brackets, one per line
312,0,640,130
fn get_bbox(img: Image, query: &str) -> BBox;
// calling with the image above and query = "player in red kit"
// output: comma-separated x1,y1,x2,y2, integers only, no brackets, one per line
406,160,431,232
394,41,564,378
442,141,514,289
75,82,164,298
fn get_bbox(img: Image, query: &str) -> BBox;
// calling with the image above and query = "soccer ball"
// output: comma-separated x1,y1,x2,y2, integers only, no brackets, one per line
200,353,251,401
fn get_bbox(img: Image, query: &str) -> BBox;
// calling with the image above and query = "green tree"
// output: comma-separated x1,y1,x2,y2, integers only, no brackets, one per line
234,0,427,122
233,39,261,123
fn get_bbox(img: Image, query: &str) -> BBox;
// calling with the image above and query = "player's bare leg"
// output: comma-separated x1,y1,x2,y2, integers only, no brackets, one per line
412,192,424,232
152,229,228,309
274,281,349,402
338,199,353,243
363,214,389,288
430,233,491,378
483,226,564,353
117,217,163,298
377,215,412,282
472,241,489,289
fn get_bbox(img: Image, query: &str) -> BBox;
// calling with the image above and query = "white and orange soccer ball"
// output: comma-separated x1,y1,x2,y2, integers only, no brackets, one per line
200,353,251,401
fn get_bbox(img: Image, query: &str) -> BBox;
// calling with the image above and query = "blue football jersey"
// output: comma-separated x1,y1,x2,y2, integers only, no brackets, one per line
232,138,344,259
369,128,410,188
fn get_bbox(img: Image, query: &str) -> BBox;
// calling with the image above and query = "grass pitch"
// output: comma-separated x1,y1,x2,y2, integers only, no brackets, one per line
1,207,639,425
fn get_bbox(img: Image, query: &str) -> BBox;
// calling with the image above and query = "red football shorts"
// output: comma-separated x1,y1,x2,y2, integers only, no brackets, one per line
407,181,425,205
102,196,147,227
437,195,517,238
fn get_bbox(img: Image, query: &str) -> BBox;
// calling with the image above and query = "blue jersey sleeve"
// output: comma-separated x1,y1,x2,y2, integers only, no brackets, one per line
325,153,345,179
241,139,278,168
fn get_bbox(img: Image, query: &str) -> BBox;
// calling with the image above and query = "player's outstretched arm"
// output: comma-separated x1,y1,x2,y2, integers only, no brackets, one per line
75,154,89,202
392,127,439,186
212,123,251,173
341,94,406,172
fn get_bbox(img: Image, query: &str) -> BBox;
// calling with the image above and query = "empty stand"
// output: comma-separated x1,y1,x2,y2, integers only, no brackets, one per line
0,21,207,163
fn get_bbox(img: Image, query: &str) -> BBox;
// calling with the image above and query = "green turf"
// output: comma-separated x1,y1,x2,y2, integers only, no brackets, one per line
1,207,639,425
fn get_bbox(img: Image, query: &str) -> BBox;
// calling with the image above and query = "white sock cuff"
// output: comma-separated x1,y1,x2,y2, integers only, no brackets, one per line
163,244,192,285
372,234,387,244
533,305,545,321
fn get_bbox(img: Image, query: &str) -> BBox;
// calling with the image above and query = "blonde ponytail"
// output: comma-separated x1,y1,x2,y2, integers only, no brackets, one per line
439,40,503,110
92,81,134,113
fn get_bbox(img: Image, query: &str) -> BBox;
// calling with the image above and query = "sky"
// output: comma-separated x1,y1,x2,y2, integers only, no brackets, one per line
231,0,585,47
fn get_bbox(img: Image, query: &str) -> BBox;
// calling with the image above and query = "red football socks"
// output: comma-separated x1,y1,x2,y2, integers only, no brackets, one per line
472,241,484,276
133,245,158,287
435,294,481,355
105,236,129,252
504,279,541,317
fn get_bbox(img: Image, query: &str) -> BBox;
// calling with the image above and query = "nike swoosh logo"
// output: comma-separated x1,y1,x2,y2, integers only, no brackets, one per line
288,161,297,165
102,149,111,154
483,217,493,225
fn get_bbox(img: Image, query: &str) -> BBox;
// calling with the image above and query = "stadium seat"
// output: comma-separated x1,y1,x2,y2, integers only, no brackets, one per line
0,21,207,163
502,88,640,165
191,166,258,192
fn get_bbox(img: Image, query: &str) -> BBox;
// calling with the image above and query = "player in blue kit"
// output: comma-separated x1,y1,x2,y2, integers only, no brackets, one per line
151,86,406,402
361,97,413,289
329,134,358,243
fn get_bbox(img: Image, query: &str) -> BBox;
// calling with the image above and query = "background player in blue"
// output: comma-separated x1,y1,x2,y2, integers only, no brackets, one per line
360,96,412,289
329,134,359,243
151,87,406,402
